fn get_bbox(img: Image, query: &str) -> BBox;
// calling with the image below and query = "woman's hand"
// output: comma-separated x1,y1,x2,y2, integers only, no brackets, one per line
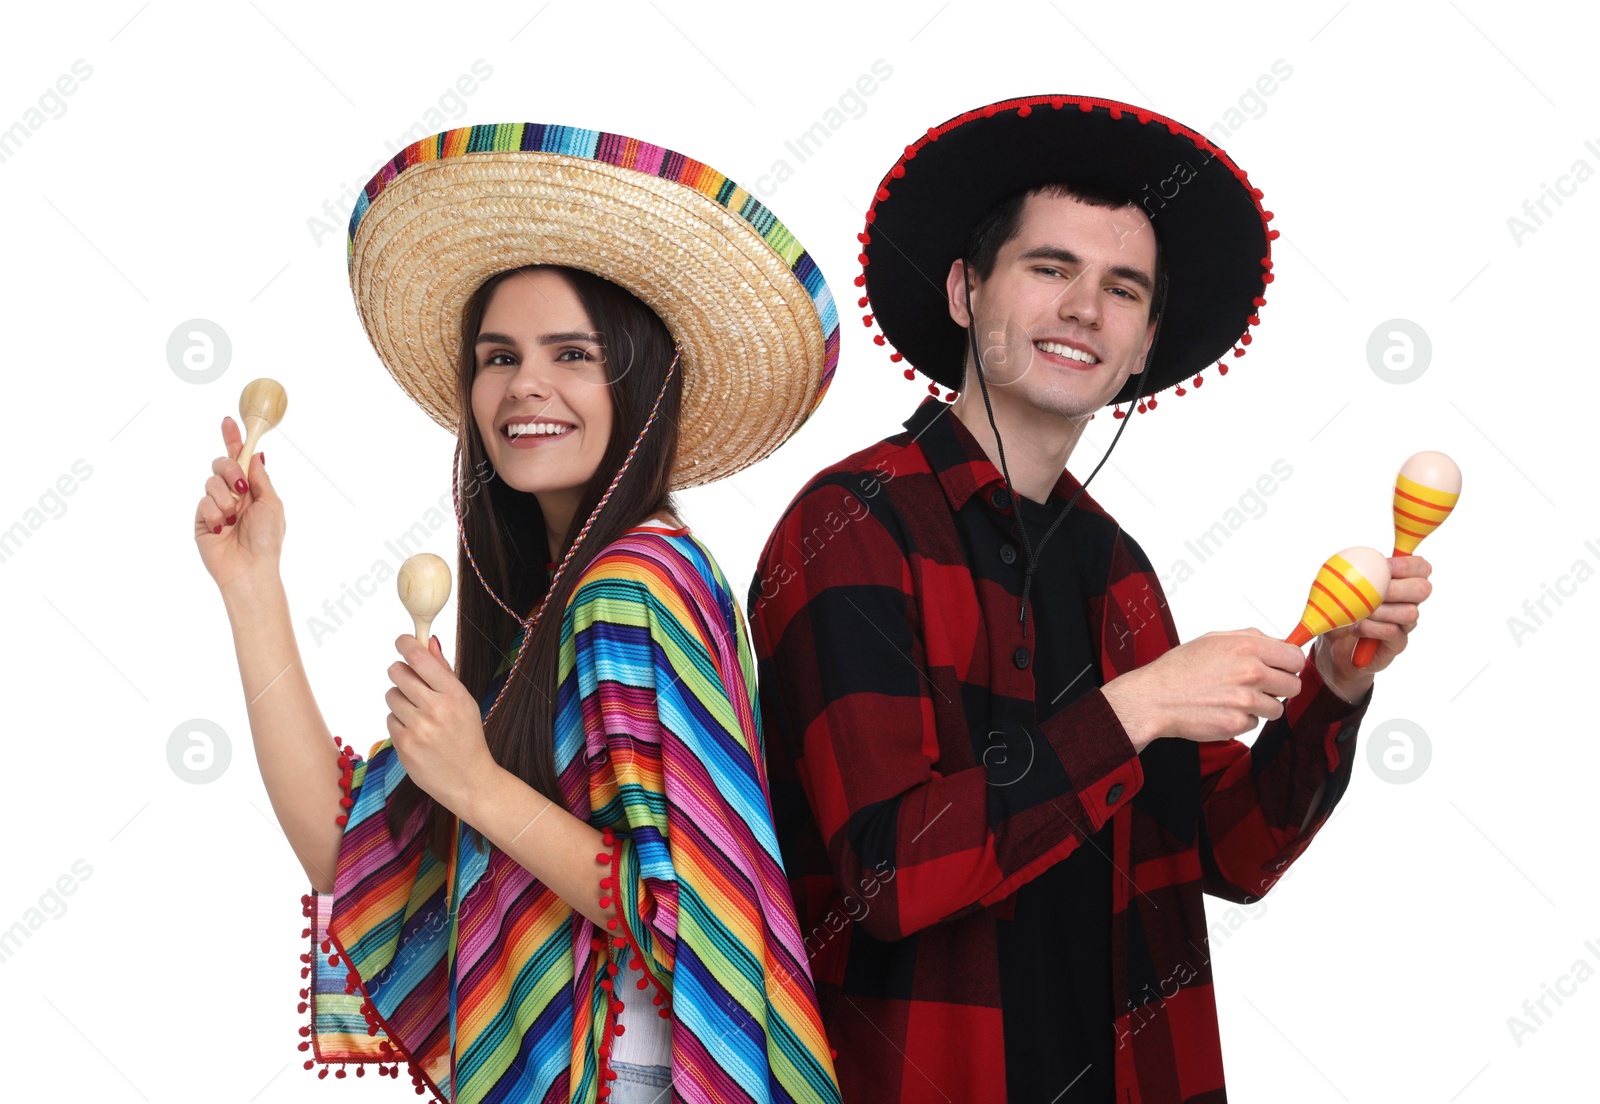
1313,554,1433,701
194,416,284,594
386,634,501,817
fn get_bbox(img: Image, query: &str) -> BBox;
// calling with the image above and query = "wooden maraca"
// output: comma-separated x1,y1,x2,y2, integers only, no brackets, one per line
238,378,288,476
1352,451,1461,668
1285,546,1391,647
398,554,452,645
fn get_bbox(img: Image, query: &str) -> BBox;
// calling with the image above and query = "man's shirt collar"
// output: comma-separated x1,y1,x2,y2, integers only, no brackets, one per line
901,395,1090,515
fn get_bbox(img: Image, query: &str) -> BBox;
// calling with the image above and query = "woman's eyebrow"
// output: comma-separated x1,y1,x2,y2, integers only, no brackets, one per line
474,330,598,347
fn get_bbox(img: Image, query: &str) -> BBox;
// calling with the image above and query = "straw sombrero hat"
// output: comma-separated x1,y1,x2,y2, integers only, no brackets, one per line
859,94,1276,416
345,123,840,488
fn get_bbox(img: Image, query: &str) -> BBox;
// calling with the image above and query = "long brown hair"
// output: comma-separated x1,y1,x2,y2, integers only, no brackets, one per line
386,264,683,863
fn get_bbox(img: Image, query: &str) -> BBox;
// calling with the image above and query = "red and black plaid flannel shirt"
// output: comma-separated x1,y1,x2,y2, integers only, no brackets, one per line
746,396,1374,1103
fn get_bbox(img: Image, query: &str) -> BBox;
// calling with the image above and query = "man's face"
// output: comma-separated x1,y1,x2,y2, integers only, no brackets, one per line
945,191,1159,419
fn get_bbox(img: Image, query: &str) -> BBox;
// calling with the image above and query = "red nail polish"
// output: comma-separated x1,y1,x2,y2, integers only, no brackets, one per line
225,514,237,525
235,478,249,494
260,452,266,467
212,524,222,534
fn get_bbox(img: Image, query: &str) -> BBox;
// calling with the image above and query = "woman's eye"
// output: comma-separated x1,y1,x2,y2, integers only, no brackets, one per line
557,348,591,362
485,351,515,367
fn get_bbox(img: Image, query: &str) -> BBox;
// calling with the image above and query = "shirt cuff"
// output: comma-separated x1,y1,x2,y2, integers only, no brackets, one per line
1297,651,1372,773
1037,686,1145,833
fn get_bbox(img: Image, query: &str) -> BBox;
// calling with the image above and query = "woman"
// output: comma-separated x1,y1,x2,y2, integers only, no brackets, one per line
194,123,841,1104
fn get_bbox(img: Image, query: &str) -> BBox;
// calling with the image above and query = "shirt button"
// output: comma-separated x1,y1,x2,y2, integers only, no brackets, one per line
989,488,1012,510
1336,725,1356,744
1106,783,1124,804
1013,646,1030,668
999,543,1017,565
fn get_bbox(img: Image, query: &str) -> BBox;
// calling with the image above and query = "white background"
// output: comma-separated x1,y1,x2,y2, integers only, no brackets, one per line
0,1,1593,1100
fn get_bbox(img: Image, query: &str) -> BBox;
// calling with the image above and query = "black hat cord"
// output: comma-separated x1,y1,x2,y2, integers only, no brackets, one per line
962,267,1165,638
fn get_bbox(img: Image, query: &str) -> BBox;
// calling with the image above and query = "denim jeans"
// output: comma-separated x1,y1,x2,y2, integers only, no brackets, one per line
608,1060,672,1103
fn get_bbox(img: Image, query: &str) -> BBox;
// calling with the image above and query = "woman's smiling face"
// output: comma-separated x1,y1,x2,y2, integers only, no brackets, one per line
470,268,616,510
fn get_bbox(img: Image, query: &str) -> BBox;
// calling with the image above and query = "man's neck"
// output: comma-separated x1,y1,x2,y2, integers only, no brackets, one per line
946,390,1088,505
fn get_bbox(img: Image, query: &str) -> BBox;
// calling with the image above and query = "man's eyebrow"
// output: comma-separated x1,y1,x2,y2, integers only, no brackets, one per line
1017,245,1154,293
474,330,599,347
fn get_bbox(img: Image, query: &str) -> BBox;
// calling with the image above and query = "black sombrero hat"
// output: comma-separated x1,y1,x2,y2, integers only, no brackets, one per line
857,93,1278,416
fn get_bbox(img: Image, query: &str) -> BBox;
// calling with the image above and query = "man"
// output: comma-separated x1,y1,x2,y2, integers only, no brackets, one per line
746,95,1431,1103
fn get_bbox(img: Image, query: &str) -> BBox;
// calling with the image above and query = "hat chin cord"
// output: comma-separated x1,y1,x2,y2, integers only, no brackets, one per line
449,342,682,724
962,269,1163,637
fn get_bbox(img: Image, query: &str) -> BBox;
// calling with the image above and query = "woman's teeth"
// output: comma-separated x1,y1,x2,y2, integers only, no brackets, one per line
506,423,572,437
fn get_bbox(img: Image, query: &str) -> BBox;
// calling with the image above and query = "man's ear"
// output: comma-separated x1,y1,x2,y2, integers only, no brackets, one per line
946,258,974,328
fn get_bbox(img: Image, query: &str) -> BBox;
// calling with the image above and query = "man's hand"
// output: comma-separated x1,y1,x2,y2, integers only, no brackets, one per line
1312,554,1432,702
385,634,501,817
1102,628,1308,749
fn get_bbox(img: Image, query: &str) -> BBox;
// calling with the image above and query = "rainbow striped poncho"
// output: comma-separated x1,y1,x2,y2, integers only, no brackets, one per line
297,525,841,1103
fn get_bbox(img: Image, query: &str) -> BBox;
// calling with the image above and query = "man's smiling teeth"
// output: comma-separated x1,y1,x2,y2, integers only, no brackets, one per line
507,423,573,437
1035,340,1098,364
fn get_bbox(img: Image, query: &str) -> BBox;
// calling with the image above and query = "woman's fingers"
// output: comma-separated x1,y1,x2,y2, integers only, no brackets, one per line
217,419,252,494
204,473,240,522
196,495,223,534
210,453,250,499
222,415,243,459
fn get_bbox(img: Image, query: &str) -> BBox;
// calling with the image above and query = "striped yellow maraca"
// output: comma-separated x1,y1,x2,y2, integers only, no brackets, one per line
1285,546,1391,647
1352,451,1461,668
